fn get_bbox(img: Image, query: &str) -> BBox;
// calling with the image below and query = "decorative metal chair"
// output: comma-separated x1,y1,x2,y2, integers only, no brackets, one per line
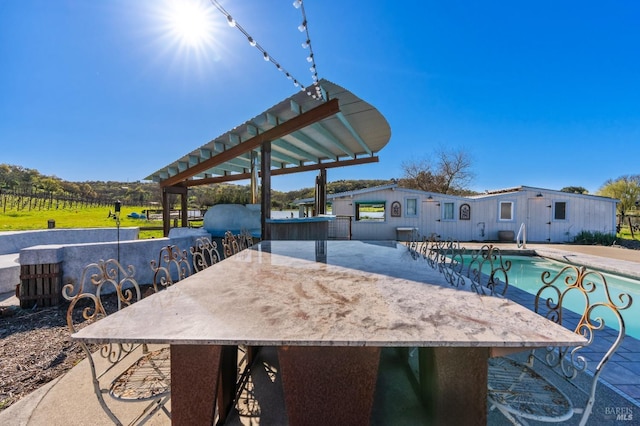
437,244,510,297
238,228,254,251
150,244,191,292
221,230,241,259
439,243,468,289
487,265,632,425
63,259,171,425
464,244,510,296
190,236,221,272
406,231,421,258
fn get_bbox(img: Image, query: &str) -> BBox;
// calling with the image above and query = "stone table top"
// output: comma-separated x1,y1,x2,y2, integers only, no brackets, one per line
73,240,585,348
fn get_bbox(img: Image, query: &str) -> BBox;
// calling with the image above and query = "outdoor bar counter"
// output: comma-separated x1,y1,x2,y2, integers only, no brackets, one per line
266,216,334,240
72,240,585,425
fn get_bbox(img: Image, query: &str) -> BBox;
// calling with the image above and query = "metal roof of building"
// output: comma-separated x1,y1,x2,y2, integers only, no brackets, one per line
145,79,391,187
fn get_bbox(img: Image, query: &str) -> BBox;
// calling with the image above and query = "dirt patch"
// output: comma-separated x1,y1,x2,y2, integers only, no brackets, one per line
0,302,85,411
0,292,125,412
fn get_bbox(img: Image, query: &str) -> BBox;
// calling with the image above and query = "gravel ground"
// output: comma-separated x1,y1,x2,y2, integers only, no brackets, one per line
0,292,123,412
0,302,86,412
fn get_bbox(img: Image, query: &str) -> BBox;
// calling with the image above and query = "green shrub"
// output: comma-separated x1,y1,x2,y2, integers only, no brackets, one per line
572,230,617,246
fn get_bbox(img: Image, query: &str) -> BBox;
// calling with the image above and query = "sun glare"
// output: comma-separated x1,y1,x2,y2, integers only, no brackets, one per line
165,0,216,50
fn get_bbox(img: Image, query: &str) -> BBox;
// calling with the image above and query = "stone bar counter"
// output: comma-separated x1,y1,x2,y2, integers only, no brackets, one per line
73,240,585,425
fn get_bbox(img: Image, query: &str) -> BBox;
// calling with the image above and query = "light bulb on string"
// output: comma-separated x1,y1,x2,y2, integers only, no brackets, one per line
209,0,318,98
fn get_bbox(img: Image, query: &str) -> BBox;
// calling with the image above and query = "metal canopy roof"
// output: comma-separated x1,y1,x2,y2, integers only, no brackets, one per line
145,79,391,187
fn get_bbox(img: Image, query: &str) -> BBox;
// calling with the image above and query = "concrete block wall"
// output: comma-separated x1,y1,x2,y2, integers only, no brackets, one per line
17,228,210,297
0,228,139,255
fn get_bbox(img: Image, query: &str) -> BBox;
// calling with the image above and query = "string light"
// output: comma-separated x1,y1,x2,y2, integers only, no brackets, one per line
294,0,323,99
208,0,323,99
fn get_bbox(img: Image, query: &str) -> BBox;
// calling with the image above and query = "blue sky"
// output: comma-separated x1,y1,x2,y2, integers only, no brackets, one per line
1,1,638,194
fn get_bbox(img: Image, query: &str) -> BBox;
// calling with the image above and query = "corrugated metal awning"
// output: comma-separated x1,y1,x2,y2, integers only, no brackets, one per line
145,79,391,187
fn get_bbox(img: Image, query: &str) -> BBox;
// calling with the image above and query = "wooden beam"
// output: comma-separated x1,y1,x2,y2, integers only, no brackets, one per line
160,98,340,188
181,156,379,187
270,156,379,176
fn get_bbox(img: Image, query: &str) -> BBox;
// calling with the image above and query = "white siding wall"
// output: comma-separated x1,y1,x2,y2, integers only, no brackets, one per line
334,189,422,240
330,187,617,243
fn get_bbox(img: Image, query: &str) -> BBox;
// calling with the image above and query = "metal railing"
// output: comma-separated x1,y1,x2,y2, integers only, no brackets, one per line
517,222,527,248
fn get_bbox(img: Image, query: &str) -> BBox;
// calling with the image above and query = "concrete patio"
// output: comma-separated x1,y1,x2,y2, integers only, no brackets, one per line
0,243,638,425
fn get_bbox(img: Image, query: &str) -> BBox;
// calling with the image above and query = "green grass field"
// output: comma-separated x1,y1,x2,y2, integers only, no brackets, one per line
0,206,165,239
2,205,638,244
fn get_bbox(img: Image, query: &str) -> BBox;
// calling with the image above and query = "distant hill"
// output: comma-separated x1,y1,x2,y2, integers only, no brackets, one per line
0,164,393,210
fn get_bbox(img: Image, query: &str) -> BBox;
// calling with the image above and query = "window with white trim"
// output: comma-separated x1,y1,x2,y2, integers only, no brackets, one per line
499,201,514,221
355,202,386,222
443,202,455,220
405,198,417,217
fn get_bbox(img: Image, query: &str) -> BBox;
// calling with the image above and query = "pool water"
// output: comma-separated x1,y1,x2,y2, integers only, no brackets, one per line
470,255,639,340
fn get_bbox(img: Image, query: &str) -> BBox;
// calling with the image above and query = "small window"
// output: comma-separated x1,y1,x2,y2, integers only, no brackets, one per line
355,202,385,222
443,202,455,220
499,201,514,221
554,201,567,220
406,198,417,217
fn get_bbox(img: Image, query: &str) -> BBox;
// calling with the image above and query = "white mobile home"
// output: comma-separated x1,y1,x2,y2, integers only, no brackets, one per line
297,184,618,243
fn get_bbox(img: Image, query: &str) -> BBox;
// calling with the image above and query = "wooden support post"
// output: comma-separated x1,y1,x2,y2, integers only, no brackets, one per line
261,141,272,240
181,190,188,228
250,151,258,205
162,186,188,237
162,188,170,237
315,169,327,216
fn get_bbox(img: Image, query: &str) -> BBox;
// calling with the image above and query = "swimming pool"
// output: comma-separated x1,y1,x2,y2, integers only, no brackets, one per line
471,255,639,340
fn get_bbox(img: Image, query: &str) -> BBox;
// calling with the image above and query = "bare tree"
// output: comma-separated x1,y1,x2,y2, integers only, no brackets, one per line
399,148,474,194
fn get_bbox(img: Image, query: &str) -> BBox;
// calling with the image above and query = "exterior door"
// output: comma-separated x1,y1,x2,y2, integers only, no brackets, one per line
421,200,441,239
527,197,551,242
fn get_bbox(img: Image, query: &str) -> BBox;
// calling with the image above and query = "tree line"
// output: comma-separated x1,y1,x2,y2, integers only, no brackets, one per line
2,158,637,219
0,164,393,212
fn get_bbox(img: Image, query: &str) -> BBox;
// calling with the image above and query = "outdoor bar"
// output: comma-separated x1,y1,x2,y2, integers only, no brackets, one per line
72,240,585,425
